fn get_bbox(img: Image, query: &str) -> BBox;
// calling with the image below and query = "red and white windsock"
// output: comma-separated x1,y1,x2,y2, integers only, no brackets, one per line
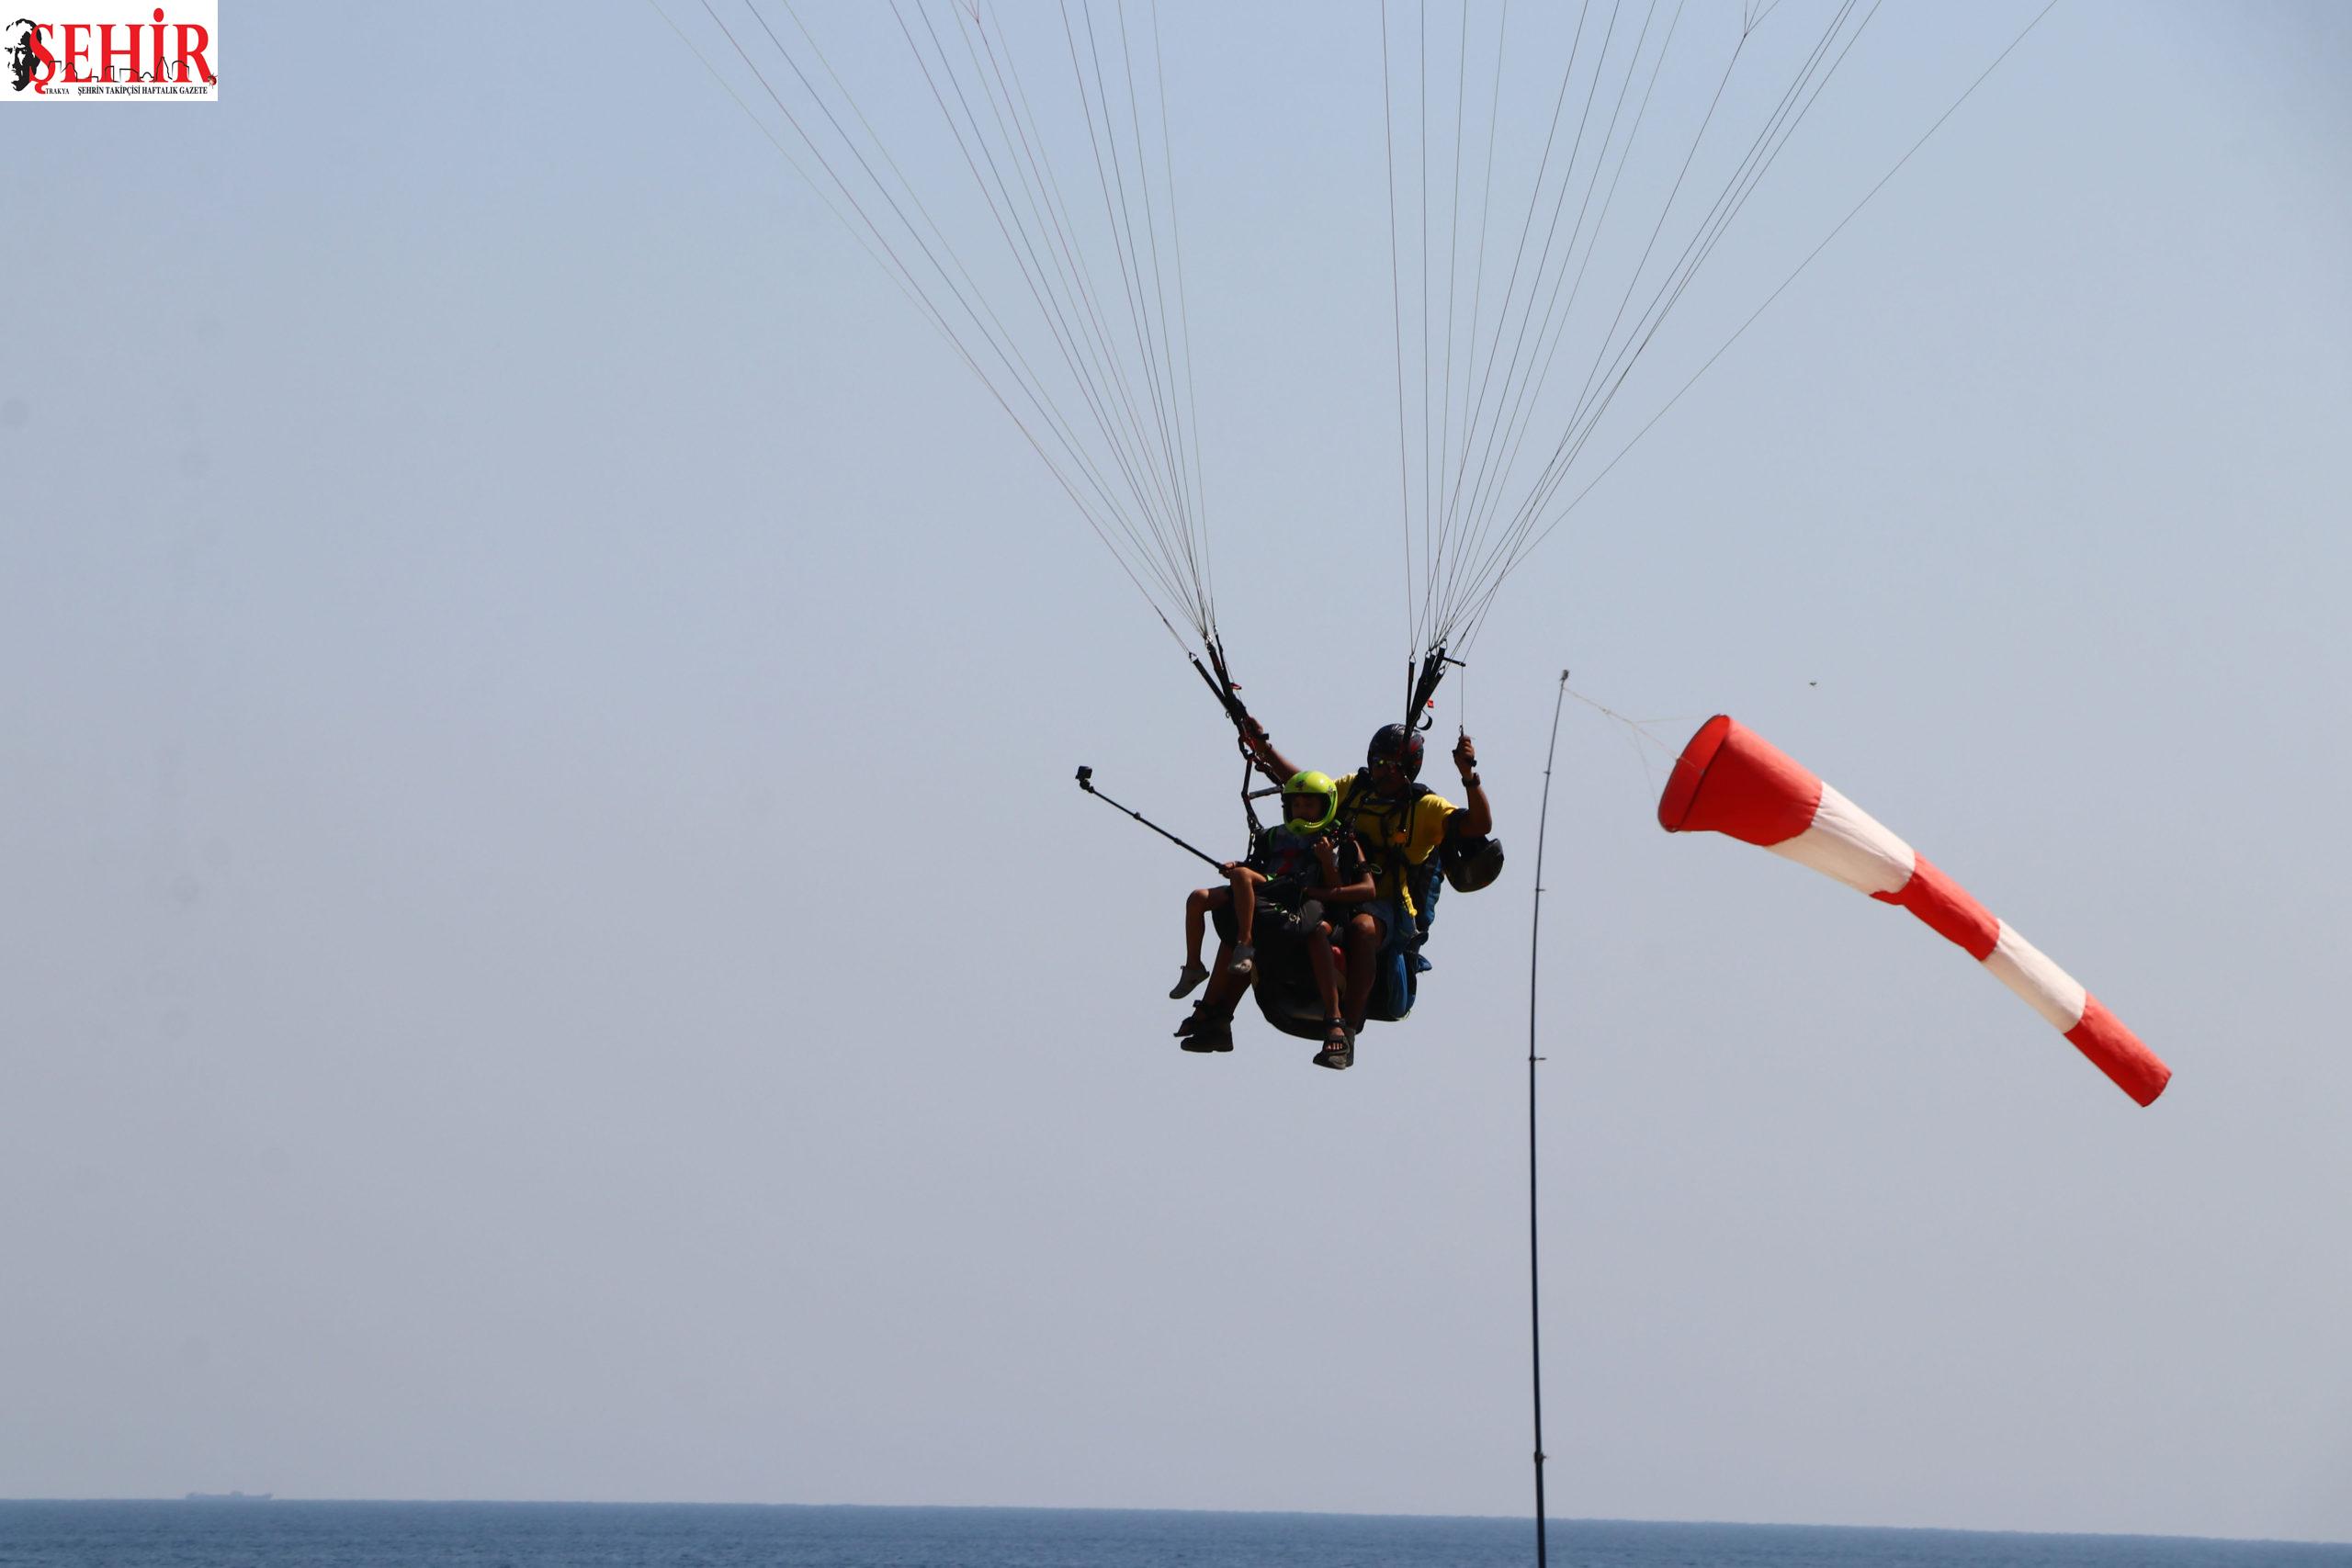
1658,716,2170,1106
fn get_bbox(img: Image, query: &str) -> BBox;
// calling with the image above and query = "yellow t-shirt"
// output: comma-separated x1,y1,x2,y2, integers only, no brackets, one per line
1329,772,1457,917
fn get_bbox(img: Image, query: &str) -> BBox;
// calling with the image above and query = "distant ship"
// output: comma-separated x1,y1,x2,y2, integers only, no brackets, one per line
185,1491,271,1501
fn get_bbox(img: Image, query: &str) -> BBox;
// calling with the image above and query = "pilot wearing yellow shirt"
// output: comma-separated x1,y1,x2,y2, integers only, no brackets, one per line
1240,718,1494,1061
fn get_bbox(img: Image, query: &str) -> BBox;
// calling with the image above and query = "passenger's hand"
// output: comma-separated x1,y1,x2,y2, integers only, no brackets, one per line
1313,838,1339,874
1220,861,1240,875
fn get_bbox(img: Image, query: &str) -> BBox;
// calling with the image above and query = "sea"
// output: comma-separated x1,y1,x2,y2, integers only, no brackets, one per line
0,1504,2346,1568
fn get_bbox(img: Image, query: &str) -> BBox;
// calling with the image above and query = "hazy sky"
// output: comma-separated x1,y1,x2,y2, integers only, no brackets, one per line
4,0,2348,1545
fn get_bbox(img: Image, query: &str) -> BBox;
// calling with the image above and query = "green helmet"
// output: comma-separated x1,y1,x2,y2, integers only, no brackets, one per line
1282,770,1339,835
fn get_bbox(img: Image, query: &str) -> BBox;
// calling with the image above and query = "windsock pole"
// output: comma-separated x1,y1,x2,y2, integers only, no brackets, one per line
1526,671,1569,1566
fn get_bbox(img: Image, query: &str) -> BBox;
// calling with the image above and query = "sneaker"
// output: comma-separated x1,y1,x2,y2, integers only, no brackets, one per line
1227,943,1255,978
1168,961,1211,998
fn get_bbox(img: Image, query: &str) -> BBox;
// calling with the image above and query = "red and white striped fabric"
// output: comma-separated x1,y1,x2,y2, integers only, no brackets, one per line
1658,715,2170,1106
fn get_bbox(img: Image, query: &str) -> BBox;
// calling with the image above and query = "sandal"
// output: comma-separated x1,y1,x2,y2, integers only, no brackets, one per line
1312,1020,1354,1071
1226,943,1255,978
1169,961,1211,998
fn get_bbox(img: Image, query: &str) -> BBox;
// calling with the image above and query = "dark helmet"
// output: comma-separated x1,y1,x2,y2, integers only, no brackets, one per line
1441,833,1506,893
1366,723,1425,780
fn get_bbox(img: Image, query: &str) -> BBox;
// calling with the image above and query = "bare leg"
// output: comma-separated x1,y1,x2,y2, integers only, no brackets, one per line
1172,887,1229,998
1183,886,1228,967
1178,937,1248,1045
1311,919,1357,1070
1342,910,1382,1031
1306,919,1341,1020
1199,941,1249,1013
1227,866,1262,950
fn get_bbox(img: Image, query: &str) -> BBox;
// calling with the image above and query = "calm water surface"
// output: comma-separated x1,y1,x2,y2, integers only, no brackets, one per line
1,1503,2346,1568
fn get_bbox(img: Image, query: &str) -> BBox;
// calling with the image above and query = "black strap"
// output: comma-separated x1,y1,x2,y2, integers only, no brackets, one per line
1338,774,1428,907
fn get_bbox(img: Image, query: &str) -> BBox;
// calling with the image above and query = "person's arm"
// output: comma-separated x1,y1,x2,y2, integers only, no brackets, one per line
1240,716,1299,786
1448,731,1493,838
1307,835,1379,904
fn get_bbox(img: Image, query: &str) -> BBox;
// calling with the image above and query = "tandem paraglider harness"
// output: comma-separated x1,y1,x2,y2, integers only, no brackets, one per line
1075,636,1504,1038
1329,774,1447,1021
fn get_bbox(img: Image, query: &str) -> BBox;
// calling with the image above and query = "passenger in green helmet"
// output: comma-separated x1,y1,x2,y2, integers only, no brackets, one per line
1172,770,1374,1056
1237,716,1496,1056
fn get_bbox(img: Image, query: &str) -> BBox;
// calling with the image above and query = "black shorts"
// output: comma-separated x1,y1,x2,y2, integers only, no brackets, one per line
1211,895,1331,945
